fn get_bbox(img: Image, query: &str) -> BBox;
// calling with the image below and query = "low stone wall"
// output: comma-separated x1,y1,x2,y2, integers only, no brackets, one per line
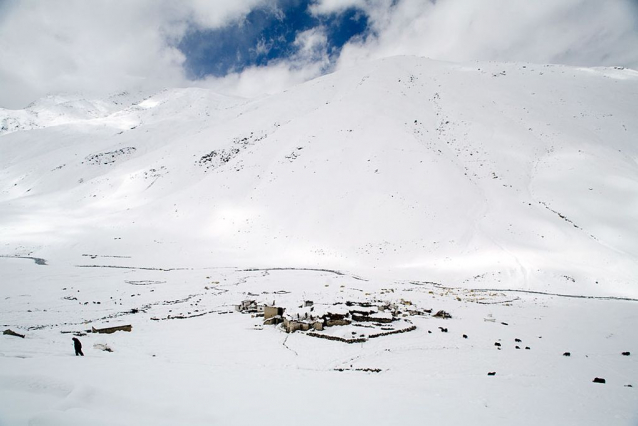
369,325,416,339
306,332,367,344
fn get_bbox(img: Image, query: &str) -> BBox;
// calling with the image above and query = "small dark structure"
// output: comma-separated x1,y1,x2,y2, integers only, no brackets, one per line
462,334,468,339
494,342,501,347
3,329,25,338
235,300,262,314
563,352,571,357
487,372,496,376
263,306,285,325
592,377,606,384
622,352,631,356
91,324,132,334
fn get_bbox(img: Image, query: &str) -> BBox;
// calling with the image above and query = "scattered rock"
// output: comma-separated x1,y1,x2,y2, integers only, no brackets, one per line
494,342,501,347
93,343,113,352
622,352,630,356
433,310,452,319
438,327,448,333
515,338,522,342
592,377,606,384
501,322,509,326
487,372,496,376
334,368,382,373
625,384,633,388
525,347,530,350
563,352,571,357
85,147,136,165
463,334,468,339
515,346,520,349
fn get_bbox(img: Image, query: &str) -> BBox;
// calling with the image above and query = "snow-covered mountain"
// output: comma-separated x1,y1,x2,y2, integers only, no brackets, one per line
2,56,637,296
2,56,638,426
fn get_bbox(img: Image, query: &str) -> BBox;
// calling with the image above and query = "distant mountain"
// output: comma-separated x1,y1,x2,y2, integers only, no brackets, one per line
1,56,637,296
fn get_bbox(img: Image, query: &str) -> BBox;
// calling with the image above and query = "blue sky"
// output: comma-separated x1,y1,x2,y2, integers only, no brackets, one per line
179,0,370,79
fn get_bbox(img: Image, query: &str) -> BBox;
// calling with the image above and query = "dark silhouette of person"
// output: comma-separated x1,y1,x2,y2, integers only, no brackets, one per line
72,337,84,356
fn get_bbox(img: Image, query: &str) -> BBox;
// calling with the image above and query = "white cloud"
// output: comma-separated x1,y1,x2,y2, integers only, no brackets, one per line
186,0,266,29
308,0,367,16
0,0,267,109
0,0,636,108
201,61,324,98
292,27,330,66
200,27,330,98
333,0,638,70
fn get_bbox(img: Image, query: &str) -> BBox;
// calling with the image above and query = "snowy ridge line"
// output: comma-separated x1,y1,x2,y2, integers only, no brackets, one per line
0,255,47,265
25,303,152,331
82,254,132,259
474,298,521,305
475,289,638,302
242,267,368,281
409,281,638,302
25,293,209,330
151,310,217,321
75,264,191,271
538,201,598,241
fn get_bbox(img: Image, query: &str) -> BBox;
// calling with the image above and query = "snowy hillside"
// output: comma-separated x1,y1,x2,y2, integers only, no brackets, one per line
2,56,637,295
1,56,637,425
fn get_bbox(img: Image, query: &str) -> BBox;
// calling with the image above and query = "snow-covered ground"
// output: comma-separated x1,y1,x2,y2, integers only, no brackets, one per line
1,56,637,424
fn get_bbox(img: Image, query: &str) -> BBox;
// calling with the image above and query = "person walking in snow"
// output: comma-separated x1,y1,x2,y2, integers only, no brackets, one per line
72,337,84,356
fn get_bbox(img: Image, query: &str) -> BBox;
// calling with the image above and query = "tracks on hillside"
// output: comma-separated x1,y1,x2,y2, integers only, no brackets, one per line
410,281,638,302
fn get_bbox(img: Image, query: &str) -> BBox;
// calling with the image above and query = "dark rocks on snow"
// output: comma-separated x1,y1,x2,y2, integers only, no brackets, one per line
462,334,468,339
622,352,631,356
563,352,571,357
525,347,530,350
438,327,448,333
593,377,606,384
515,338,522,342
487,372,496,376
433,310,452,319
494,342,501,347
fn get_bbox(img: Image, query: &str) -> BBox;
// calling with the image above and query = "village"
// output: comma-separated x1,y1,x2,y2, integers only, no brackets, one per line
236,296,451,344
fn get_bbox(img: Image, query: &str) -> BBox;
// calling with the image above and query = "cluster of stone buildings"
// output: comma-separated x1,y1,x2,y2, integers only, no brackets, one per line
236,297,432,343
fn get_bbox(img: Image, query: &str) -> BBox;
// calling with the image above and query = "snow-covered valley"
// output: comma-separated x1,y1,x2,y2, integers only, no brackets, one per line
1,56,637,424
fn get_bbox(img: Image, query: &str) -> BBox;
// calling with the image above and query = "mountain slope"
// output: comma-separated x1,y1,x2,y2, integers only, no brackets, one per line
1,56,637,296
